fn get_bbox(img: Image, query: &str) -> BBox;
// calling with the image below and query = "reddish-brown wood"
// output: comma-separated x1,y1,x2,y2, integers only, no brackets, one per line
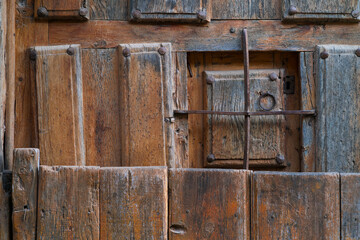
0,171,11,240
34,0,89,19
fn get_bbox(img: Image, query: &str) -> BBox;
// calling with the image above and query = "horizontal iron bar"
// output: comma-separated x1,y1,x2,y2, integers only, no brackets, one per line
174,110,316,116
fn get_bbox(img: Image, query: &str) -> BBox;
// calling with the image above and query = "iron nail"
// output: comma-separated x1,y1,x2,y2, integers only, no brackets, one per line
132,9,142,20
79,7,89,17
269,72,279,81
320,51,329,59
197,10,207,20
206,76,215,84
351,10,360,18
207,154,215,163
355,48,360,57
37,7,48,17
288,6,297,15
122,47,131,57
275,154,285,165
230,27,236,33
158,47,167,55
67,47,75,56
29,49,37,61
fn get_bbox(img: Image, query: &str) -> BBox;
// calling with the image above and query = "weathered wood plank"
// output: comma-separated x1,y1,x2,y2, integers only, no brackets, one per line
100,167,168,239
341,173,360,240
82,49,121,167
316,45,360,172
300,52,316,172
119,43,173,166
252,172,340,239
37,166,100,239
0,0,6,171
12,148,39,240
89,0,128,20
49,20,360,51
35,45,85,166
169,169,250,239
282,0,360,22
0,171,11,240
34,0,89,19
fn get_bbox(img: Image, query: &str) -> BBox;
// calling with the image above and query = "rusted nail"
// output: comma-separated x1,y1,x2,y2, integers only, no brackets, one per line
320,51,329,59
29,49,37,61
207,154,215,163
158,47,167,55
269,72,278,81
355,48,360,57
230,27,236,33
79,7,89,17
351,10,360,18
122,47,131,57
37,7,48,17
197,10,207,20
275,154,285,165
206,76,215,84
67,47,75,56
132,9,142,20
288,6,297,15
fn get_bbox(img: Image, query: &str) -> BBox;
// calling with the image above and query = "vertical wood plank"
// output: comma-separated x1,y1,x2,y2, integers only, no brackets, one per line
169,169,250,239
0,0,6,171
300,52,316,172
119,43,173,166
0,171,11,240
341,173,360,240
35,45,85,166
82,48,121,167
89,0,128,20
100,167,168,239
12,148,40,240
252,172,340,239
316,45,360,172
37,166,100,239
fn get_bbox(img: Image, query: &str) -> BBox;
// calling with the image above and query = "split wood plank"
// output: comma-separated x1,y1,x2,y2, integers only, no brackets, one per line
316,45,360,172
119,43,173,166
35,45,85,166
169,169,250,239
252,172,340,239
12,148,39,240
0,171,11,240
82,49,121,167
49,20,360,51
341,173,360,240
37,166,100,239
100,167,168,239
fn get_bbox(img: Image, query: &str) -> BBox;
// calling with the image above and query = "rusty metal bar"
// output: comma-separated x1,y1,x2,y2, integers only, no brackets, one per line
242,29,250,170
174,109,316,116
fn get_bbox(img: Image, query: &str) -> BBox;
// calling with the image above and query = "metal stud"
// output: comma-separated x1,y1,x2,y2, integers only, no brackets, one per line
288,6,297,15
122,47,131,57
230,27,236,33
197,10,207,20
132,9,142,20
269,72,279,81
158,47,167,55
355,48,360,57
207,154,215,163
206,76,215,84
67,47,75,56
29,49,37,61
351,10,360,18
37,7,48,17
275,154,285,165
79,7,89,17
320,51,329,59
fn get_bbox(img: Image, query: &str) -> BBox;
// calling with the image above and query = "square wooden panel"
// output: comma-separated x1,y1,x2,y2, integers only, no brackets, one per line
129,0,212,22
204,69,286,168
282,0,360,22
35,0,89,20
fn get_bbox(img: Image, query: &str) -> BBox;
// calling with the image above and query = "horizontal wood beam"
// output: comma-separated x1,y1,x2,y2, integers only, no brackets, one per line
49,20,359,51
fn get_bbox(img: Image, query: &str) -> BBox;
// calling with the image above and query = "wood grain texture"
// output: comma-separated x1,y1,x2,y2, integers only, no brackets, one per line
48,20,360,51
89,0,128,20
12,148,39,240
82,48,121,167
34,0,88,19
316,45,360,172
283,0,360,22
37,166,100,239
252,172,340,239
119,43,173,166
204,69,286,168
300,52,316,172
341,173,360,240
100,167,168,239
169,169,250,239
35,45,85,166
129,0,212,22
0,0,6,171
0,171,11,240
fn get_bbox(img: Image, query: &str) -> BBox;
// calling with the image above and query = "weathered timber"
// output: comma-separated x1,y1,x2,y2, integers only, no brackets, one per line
282,0,360,22
316,45,360,172
300,52,316,172
0,0,6,171
34,0,89,20
48,21,360,51
169,169,250,239
341,173,360,240
12,149,39,240
89,0,128,20
82,49,121,167
252,172,340,239
35,45,85,166
0,171,11,240
100,167,168,239
37,166,100,239
119,43,173,166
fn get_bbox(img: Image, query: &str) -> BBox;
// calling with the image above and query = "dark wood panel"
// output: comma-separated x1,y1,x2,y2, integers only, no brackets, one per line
0,171,11,240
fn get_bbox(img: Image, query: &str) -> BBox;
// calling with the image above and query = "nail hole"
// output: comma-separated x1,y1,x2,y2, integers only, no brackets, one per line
170,224,187,234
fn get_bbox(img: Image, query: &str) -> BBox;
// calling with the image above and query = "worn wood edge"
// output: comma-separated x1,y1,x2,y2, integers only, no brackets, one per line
0,0,6,172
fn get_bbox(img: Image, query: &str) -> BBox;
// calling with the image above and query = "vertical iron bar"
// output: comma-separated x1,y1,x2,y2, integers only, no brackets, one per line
242,29,250,170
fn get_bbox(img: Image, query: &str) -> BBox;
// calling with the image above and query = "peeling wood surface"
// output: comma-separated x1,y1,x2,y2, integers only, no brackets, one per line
316,45,360,172
12,148,39,240
37,166,100,239
0,171,11,240
35,45,85,166
169,169,250,239
100,167,168,239
252,172,340,239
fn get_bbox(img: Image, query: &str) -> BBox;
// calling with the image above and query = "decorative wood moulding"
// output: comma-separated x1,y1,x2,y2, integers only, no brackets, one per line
282,0,360,22
35,0,89,20
129,0,212,22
